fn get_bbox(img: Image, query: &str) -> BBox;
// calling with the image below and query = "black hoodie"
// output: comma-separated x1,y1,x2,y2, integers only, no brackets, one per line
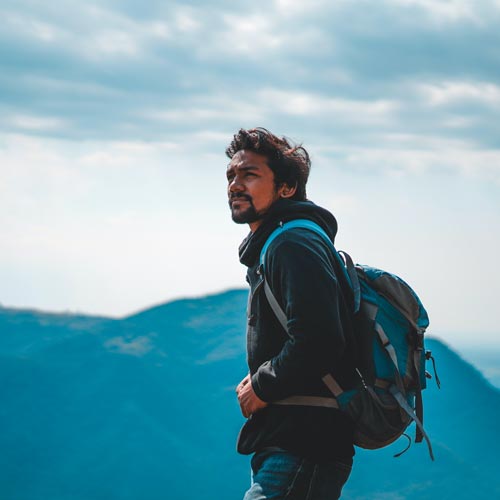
237,199,356,461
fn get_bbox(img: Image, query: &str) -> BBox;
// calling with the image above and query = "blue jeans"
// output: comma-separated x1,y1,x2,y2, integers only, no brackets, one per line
243,449,352,500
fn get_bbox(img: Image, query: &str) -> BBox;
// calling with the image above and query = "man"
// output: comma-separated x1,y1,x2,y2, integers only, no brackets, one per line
227,128,357,500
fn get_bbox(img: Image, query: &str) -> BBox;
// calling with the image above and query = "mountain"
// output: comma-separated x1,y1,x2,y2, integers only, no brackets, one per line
0,290,499,500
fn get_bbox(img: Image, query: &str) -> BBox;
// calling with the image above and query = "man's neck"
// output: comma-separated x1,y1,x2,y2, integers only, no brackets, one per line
249,220,263,233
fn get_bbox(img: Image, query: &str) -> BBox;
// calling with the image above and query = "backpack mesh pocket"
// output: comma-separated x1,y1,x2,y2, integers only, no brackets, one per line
342,388,412,449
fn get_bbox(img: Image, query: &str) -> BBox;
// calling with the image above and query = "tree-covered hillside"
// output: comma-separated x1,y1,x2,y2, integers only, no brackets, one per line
0,291,498,499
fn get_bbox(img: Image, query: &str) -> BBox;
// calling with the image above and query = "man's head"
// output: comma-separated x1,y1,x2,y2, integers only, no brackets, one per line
225,128,311,231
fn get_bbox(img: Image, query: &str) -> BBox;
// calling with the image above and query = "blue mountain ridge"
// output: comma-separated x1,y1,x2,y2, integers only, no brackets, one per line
0,289,498,500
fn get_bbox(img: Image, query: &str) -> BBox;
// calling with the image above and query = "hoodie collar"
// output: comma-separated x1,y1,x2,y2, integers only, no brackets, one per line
238,199,338,267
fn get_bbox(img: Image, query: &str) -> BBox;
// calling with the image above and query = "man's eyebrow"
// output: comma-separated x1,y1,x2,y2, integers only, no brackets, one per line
236,165,260,172
227,164,260,175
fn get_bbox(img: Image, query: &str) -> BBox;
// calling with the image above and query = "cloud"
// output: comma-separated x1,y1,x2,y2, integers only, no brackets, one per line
8,114,69,132
257,89,399,124
1,0,499,340
387,0,484,24
1,0,499,158
419,81,500,107
329,145,500,184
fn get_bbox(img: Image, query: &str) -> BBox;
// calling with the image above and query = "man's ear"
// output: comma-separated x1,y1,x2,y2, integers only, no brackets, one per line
278,183,297,199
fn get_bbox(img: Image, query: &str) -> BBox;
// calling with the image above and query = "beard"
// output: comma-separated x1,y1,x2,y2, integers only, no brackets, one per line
229,195,262,224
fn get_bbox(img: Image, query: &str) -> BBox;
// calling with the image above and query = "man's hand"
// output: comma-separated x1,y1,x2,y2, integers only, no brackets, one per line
236,374,268,418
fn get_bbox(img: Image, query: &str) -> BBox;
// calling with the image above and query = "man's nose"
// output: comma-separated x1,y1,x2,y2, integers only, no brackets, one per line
229,176,244,193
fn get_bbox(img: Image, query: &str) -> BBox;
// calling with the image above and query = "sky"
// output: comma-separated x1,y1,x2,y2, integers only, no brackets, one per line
1,0,499,348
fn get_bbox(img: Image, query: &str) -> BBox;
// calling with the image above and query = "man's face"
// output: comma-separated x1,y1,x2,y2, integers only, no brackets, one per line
226,150,280,231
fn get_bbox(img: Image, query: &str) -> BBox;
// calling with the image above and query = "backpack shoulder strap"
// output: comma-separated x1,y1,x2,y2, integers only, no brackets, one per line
263,280,288,333
259,219,360,312
260,220,361,411
260,219,333,335
260,219,332,267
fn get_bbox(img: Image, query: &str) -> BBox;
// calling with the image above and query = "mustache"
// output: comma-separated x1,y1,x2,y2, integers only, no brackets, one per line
229,193,253,203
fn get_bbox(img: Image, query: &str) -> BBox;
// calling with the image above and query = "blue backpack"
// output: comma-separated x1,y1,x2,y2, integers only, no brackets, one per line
260,219,440,460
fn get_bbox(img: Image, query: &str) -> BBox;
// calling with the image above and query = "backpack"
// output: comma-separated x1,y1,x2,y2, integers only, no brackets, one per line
260,219,440,460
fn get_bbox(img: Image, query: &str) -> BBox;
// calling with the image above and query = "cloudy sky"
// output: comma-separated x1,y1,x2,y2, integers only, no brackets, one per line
1,0,499,348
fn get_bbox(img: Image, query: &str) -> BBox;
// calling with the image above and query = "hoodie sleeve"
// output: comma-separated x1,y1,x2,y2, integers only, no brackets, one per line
250,230,347,402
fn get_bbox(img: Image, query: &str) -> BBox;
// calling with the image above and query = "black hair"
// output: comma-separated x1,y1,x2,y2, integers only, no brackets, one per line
225,127,310,201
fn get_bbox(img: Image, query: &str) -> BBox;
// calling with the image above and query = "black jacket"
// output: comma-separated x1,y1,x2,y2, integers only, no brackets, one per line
237,199,356,461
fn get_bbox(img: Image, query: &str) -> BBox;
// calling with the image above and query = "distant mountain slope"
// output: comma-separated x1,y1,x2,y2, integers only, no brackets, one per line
455,347,500,390
0,306,114,356
0,291,498,500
